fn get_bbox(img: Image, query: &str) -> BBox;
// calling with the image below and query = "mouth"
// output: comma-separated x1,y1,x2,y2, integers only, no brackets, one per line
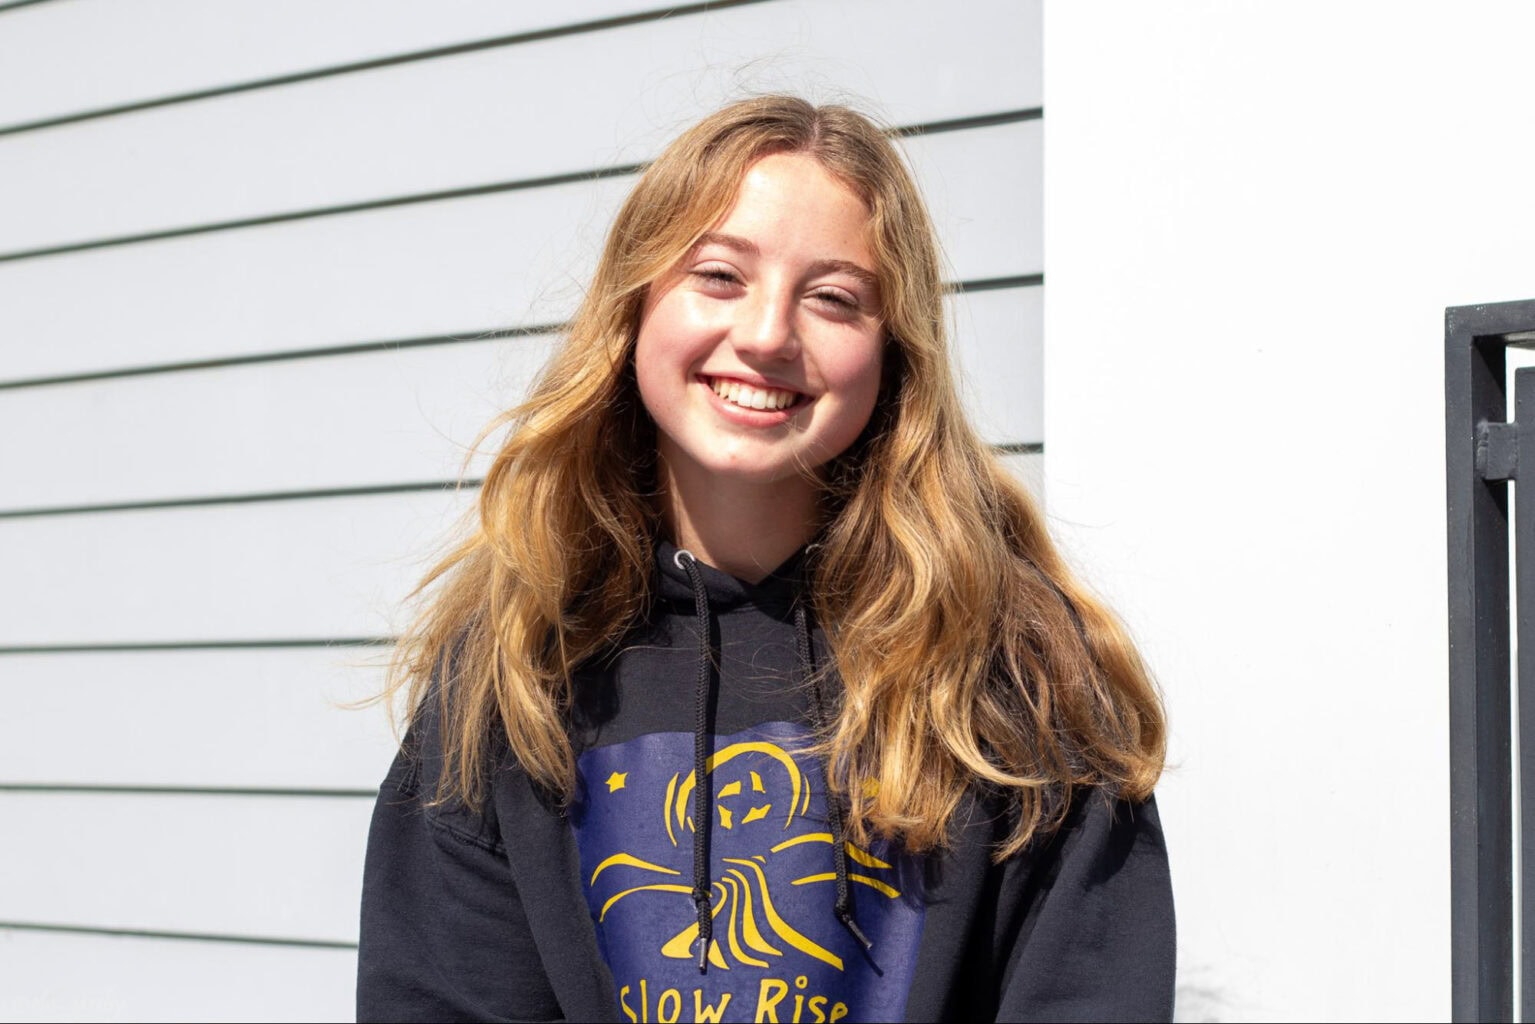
701,375,809,412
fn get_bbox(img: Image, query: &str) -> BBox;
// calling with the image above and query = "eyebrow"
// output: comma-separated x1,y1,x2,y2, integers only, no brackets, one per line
694,231,881,290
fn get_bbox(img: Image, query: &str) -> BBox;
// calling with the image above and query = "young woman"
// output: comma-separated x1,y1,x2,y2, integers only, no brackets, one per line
357,96,1172,1023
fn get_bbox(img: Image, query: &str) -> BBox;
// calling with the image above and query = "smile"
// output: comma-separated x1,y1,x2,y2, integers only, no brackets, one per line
703,376,807,412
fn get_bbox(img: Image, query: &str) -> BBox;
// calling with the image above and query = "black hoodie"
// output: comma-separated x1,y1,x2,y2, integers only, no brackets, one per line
357,543,1175,1023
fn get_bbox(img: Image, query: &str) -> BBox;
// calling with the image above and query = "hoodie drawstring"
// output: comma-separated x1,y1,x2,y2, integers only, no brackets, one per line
673,548,871,976
795,602,873,953
673,549,715,973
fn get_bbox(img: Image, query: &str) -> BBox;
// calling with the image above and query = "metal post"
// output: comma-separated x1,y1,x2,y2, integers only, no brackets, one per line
1516,367,1535,1023
1447,301,1535,1022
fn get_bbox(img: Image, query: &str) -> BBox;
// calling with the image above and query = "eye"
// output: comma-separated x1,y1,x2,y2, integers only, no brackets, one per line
690,265,742,291
810,288,860,312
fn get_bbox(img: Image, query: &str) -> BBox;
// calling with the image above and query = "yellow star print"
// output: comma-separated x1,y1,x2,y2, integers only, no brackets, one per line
606,771,627,792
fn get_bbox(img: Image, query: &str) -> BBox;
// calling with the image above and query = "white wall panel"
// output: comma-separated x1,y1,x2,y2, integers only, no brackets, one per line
2,286,1039,510
0,0,1041,253
0,120,1040,381
0,792,369,942
1040,5,1535,1017
0,175,627,382
0,336,547,508
0,490,471,645
0,649,396,789
0,930,355,1024
0,0,672,128
953,286,1045,447
904,119,1043,282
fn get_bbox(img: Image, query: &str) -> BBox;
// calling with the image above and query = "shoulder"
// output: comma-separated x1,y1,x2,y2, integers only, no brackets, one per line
1036,789,1170,885
379,683,521,854
995,790,1176,1021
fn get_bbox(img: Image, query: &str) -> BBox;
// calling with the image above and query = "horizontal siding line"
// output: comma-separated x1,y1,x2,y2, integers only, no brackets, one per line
0,920,358,951
0,0,777,138
0,164,647,264
0,639,393,656
0,0,61,13
892,107,1042,137
0,783,376,798
0,323,561,391
0,276,1043,392
950,273,1043,294
0,108,1042,265
0,440,1041,521
0,478,485,521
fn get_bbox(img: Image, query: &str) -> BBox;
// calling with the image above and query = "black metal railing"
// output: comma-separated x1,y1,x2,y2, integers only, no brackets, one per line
1448,298,1535,1021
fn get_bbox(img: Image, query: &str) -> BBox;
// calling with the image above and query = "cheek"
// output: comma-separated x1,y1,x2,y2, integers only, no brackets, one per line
824,341,885,437
632,326,664,417
632,300,689,418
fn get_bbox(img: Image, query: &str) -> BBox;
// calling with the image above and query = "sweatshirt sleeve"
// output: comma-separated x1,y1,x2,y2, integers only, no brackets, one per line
993,793,1176,1023
356,728,563,1023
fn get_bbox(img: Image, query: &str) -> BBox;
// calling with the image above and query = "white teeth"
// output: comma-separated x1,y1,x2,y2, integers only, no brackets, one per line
709,377,798,411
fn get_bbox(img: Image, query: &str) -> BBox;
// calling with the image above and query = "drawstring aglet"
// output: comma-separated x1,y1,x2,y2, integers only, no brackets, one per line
837,908,874,951
692,887,713,974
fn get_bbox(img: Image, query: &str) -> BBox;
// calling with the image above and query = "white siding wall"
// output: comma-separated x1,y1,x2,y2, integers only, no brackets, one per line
0,1,1043,1019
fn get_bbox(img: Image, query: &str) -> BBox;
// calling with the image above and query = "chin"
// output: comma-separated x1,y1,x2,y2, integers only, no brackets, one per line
701,458,818,487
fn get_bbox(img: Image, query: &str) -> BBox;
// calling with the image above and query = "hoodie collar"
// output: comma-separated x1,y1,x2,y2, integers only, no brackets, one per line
653,538,807,618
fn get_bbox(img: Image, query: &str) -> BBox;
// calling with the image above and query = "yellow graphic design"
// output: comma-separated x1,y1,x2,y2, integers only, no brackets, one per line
772,833,902,897
590,852,681,887
593,740,902,973
606,771,628,792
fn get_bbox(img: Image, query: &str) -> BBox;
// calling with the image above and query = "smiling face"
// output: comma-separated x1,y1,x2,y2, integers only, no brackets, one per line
634,151,885,502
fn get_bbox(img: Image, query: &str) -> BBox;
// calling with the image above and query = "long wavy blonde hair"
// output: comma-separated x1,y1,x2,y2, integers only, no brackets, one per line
390,95,1164,859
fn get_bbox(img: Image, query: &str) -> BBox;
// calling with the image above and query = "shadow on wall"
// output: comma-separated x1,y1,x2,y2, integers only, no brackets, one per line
1175,970,1231,1023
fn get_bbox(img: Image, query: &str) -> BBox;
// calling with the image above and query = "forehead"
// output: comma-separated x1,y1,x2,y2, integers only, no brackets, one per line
706,151,874,264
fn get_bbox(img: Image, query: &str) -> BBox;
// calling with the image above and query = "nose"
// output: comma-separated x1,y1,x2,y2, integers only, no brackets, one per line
731,284,799,361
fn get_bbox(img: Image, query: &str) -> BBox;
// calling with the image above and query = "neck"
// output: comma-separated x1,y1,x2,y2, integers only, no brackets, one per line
658,460,819,584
